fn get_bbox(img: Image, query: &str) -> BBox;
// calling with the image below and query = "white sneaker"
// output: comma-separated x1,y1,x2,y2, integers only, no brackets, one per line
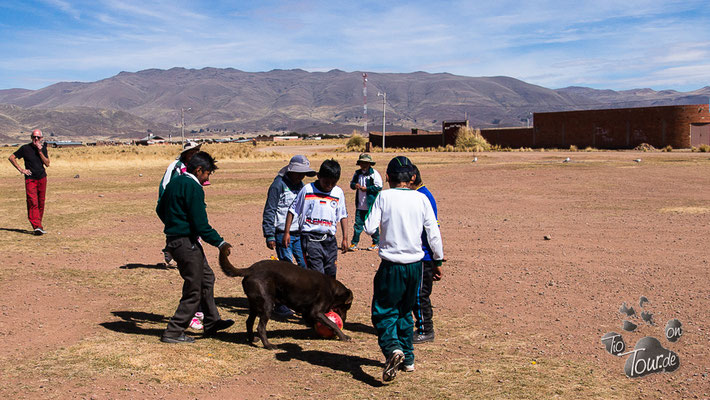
383,349,404,382
401,363,415,372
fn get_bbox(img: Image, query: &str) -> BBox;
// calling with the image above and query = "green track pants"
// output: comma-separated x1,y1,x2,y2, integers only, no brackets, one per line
371,260,422,365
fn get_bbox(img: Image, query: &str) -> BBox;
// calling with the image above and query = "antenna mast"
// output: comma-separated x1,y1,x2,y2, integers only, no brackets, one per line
363,73,368,134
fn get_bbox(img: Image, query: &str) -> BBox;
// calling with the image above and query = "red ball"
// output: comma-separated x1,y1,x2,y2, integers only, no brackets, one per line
314,311,344,339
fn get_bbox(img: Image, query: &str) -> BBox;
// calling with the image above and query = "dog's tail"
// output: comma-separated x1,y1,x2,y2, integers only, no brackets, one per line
218,245,249,277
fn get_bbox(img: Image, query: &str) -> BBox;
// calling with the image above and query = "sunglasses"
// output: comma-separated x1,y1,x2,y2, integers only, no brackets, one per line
32,136,43,139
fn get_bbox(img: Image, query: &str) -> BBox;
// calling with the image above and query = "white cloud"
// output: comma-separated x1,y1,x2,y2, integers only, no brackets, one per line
0,0,708,91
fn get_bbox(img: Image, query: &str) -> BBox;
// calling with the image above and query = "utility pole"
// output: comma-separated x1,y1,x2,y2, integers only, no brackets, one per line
181,107,191,144
378,92,386,152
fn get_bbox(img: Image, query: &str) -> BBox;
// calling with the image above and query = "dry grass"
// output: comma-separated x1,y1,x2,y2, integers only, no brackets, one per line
0,143,285,176
1,149,656,398
455,126,491,151
4,311,633,399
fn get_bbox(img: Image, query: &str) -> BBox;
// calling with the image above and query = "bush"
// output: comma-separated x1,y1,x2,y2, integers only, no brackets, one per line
569,145,578,151
699,144,710,153
455,127,491,151
346,134,366,150
662,145,673,152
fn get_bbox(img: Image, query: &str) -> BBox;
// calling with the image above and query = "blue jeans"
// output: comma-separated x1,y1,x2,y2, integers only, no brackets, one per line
275,232,306,268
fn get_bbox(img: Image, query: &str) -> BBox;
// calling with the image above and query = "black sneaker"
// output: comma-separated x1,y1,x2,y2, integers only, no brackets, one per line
413,331,435,344
382,349,404,382
273,304,294,318
160,333,195,343
204,319,234,336
34,228,46,236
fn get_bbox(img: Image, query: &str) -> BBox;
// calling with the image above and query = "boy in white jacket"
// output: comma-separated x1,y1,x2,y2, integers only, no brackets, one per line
364,156,444,382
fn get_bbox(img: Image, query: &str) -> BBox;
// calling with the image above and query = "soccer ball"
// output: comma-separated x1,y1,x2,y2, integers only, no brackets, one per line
314,311,344,339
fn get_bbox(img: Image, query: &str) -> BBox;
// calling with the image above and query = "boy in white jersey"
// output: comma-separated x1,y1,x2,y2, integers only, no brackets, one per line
283,159,349,278
364,156,443,382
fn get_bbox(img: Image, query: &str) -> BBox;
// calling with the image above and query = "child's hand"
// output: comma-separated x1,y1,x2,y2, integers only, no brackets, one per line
282,232,291,248
433,260,444,280
219,242,232,257
340,238,349,253
433,265,443,281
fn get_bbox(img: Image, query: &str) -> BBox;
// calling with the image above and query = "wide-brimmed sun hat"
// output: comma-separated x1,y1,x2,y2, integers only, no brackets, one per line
278,155,317,177
181,141,202,154
356,153,376,165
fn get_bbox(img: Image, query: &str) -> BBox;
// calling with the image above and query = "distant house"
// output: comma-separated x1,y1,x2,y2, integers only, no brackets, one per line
135,134,167,146
46,140,84,148
273,136,302,142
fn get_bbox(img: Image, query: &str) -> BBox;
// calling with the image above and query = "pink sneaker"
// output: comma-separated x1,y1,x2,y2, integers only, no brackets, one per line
195,312,204,321
190,317,204,330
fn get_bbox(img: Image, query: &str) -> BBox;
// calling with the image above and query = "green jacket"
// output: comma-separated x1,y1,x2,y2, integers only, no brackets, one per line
156,173,224,247
349,167,382,209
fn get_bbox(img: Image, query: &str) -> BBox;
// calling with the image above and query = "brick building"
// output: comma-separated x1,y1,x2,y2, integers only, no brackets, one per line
532,104,710,149
367,104,710,149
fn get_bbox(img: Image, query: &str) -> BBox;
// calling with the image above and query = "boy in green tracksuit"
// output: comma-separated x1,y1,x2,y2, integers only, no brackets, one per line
156,151,234,343
348,153,382,251
364,156,444,382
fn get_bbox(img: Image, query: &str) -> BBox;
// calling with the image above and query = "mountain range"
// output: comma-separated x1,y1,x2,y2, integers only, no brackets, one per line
0,67,708,142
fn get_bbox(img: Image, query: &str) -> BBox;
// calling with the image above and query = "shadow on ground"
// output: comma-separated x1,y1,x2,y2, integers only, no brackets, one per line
215,296,376,335
119,263,174,270
100,311,169,338
0,227,35,235
275,343,384,387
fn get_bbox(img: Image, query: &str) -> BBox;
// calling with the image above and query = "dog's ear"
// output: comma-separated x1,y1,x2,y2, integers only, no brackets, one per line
345,289,353,306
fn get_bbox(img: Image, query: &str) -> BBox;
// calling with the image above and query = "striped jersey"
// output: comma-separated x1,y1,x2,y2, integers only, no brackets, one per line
289,182,348,235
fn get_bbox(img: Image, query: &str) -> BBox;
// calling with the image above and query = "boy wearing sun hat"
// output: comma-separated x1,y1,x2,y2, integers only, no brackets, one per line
262,155,317,317
348,153,382,251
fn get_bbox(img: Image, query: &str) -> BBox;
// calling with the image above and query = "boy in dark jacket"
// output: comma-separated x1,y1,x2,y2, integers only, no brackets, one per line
348,153,382,251
156,151,233,343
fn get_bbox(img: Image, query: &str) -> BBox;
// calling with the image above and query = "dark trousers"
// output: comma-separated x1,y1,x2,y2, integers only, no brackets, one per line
413,260,435,334
371,260,422,366
25,177,47,229
351,209,379,245
163,236,221,337
301,232,338,278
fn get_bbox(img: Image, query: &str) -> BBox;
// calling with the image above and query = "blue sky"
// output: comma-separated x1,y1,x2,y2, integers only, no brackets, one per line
0,0,708,91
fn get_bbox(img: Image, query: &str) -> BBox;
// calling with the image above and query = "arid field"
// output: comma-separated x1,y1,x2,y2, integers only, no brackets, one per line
0,143,708,399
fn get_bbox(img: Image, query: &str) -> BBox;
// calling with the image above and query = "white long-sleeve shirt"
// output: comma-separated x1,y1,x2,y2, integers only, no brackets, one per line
364,188,443,264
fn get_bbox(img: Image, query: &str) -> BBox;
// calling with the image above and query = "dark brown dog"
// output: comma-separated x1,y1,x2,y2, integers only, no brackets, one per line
219,246,353,349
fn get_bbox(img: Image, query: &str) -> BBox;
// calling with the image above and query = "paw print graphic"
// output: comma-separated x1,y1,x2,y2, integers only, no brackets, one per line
600,296,682,378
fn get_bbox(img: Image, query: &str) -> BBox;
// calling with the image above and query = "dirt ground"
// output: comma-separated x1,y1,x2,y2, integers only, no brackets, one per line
0,147,708,399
